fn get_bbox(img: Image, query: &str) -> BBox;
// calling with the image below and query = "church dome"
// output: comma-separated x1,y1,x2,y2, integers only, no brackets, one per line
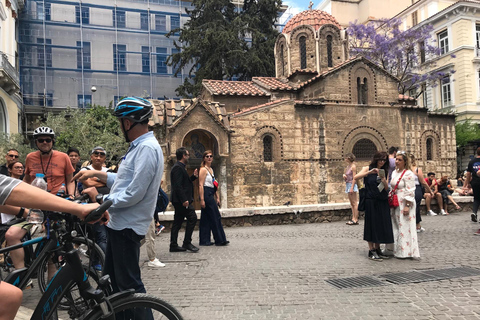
282,10,341,34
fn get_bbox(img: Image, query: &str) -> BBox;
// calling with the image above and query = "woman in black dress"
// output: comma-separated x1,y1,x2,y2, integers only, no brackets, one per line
354,151,393,261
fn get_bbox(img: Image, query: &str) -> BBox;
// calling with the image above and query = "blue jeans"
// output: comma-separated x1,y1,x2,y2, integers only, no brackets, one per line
91,223,107,254
104,228,153,319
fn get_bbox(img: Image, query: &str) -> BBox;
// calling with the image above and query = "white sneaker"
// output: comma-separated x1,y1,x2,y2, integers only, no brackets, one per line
381,249,395,257
440,209,447,215
427,210,437,216
416,227,425,233
147,258,165,268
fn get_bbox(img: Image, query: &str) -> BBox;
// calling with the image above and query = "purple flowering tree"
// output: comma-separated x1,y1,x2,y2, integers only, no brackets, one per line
347,18,455,96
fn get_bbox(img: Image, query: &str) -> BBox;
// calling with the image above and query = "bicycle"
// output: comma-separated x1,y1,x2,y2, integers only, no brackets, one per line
3,200,184,320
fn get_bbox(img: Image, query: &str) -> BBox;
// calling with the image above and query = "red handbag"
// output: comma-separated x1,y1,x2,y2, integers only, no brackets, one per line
388,170,406,208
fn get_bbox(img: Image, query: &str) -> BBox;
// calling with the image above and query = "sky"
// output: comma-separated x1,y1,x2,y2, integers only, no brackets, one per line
281,0,324,24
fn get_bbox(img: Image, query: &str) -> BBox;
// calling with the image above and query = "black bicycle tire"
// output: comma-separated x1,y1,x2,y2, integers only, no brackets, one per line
83,293,184,320
37,237,105,292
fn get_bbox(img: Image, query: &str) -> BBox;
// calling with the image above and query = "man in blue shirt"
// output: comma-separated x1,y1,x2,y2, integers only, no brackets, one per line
74,97,163,297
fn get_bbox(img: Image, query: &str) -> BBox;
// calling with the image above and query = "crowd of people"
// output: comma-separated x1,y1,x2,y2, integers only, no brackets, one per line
344,147,474,261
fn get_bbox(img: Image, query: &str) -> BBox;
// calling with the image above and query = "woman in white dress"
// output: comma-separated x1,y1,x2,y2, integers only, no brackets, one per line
390,151,420,259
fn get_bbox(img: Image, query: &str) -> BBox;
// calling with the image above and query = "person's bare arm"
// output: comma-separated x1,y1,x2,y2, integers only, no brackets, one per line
199,167,206,209
73,170,108,184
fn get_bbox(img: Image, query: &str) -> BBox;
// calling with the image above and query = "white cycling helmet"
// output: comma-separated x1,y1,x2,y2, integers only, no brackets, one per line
33,126,55,138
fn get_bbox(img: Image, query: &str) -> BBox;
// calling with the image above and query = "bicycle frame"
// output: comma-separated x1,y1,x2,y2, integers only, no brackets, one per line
0,231,58,289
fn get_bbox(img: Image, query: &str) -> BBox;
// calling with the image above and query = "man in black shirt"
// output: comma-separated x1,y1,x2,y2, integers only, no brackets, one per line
0,149,20,176
464,146,480,229
170,147,199,252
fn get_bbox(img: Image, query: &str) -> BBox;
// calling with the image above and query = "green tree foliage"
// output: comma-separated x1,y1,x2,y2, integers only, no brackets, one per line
456,119,480,148
43,106,128,165
167,0,282,97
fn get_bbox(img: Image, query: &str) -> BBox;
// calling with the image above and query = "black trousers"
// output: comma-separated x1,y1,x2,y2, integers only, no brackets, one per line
170,202,197,246
415,185,423,224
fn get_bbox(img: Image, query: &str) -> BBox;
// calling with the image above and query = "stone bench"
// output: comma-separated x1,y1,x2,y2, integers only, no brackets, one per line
156,195,474,230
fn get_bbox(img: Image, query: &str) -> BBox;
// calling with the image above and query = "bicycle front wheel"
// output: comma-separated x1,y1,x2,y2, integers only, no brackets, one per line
84,293,184,320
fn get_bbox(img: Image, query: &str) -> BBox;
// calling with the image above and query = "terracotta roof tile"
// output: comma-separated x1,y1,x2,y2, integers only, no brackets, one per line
253,77,297,90
283,10,341,34
203,80,269,96
231,99,291,117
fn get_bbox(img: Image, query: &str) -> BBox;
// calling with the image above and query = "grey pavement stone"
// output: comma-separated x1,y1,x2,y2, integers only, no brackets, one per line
16,211,480,319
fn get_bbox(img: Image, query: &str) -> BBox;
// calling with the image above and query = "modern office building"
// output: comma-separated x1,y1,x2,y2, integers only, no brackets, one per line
19,0,193,133
0,0,23,134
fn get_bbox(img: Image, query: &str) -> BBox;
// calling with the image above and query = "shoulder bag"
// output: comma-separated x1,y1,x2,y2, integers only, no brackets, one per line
388,170,406,208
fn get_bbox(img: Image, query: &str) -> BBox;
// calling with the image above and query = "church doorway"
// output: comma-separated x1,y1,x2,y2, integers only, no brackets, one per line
182,130,219,210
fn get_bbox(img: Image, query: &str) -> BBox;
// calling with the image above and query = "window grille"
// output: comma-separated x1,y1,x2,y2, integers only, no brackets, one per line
156,47,168,74
299,36,307,69
280,45,284,76
426,138,433,160
352,139,377,160
263,135,273,162
141,13,149,30
327,35,333,67
37,38,52,67
113,44,126,71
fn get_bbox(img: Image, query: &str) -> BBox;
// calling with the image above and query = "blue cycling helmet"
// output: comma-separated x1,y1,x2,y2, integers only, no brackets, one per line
114,97,152,123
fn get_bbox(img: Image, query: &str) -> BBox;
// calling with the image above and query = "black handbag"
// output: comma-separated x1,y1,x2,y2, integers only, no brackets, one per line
358,187,366,212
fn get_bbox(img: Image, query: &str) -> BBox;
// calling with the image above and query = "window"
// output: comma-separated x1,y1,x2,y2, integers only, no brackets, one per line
172,48,180,74
113,95,121,106
78,95,92,108
263,135,273,162
37,2,51,21
422,84,427,108
37,38,52,67
142,46,150,73
113,10,126,28
352,139,377,160
77,41,91,69
441,76,452,108
426,138,433,160
327,35,333,68
419,41,425,63
75,6,89,24
299,36,307,69
438,30,449,55
156,47,167,73
38,93,53,106
412,11,418,26
155,14,166,31
171,16,180,31
141,12,149,30
280,45,284,76
356,77,368,104
113,44,126,71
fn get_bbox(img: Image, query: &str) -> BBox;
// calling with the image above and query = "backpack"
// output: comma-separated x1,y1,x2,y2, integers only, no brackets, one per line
156,186,170,213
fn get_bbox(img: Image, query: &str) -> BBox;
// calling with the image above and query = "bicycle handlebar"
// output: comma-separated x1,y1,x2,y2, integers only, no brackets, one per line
84,200,112,223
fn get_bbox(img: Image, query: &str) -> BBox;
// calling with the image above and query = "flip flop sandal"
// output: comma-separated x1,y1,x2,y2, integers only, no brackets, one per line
346,220,359,225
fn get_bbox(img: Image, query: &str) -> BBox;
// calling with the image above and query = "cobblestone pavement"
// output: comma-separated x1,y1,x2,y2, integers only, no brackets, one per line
18,211,480,319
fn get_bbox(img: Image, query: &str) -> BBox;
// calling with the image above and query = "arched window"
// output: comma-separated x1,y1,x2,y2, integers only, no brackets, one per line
263,135,273,162
0,100,6,134
327,35,333,68
357,77,362,104
299,36,307,69
352,139,377,160
426,138,433,160
362,77,368,105
280,44,284,76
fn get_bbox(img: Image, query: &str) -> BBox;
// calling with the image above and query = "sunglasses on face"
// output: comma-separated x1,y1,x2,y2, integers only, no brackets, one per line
93,152,106,156
7,154,19,158
37,138,52,143
205,155,213,159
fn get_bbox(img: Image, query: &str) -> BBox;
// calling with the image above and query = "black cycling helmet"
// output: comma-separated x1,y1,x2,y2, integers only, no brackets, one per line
33,126,55,138
113,97,152,123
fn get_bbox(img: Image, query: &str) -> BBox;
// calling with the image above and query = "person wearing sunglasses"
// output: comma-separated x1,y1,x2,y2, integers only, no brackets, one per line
78,147,110,260
0,149,20,176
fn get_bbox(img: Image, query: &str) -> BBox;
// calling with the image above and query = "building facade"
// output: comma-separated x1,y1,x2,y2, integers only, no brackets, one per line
0,0,23,134
150,10,457,208
316,0,414,26
19,0,193,134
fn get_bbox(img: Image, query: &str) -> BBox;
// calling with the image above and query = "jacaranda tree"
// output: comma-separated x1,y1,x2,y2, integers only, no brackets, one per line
347,18,456,95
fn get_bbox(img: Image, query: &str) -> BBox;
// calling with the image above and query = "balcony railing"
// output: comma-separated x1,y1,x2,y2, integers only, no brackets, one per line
0,52,20,94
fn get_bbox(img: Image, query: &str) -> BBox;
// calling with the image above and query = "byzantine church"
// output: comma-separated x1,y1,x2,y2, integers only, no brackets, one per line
149,9,456,209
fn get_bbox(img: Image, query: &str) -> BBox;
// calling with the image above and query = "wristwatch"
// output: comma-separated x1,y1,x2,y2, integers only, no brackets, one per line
95,194,104,204
16,207,25,218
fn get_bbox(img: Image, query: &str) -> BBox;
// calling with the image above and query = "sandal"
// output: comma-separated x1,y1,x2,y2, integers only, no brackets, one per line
346,220,359,225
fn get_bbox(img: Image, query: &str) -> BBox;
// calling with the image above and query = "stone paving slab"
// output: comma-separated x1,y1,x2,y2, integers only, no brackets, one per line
17,211,480,319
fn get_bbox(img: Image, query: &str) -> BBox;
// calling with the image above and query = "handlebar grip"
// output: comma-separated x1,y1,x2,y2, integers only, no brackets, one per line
74,194,90,203
84,200,113,223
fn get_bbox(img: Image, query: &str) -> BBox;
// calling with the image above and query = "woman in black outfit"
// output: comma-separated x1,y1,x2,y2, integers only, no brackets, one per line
354,151,393,261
